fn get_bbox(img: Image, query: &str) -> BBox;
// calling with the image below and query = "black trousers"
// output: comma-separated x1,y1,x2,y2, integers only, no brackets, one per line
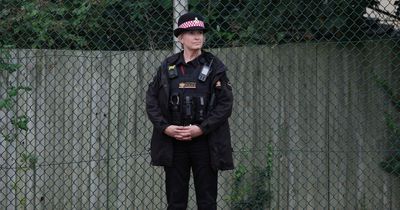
164,138,218,210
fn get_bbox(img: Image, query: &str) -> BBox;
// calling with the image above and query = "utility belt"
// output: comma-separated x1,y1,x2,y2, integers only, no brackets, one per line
169,93,208,126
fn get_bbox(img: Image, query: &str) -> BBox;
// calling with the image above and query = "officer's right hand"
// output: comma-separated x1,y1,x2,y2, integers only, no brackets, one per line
164,125,192,141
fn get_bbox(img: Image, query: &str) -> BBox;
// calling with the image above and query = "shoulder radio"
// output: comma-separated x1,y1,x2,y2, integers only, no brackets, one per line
198,57,214,82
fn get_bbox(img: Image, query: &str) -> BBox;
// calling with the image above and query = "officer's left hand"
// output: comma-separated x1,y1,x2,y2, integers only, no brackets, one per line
187,125,203,138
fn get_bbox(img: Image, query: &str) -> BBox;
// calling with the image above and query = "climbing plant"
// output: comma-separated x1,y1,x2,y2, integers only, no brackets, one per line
0,45,37,208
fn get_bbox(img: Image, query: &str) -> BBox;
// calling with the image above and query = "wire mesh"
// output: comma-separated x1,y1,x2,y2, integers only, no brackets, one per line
1,0,400,209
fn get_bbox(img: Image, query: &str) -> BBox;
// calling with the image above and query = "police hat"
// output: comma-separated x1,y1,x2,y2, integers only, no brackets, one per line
174,12,207,37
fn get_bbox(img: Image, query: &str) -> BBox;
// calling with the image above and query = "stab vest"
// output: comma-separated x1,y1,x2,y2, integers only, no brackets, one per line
168,60,212,126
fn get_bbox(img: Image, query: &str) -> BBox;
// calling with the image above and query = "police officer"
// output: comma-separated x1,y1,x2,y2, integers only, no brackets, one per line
146,12,234,210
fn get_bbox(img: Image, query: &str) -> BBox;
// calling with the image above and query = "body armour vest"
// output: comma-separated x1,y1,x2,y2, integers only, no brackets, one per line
168,63,212,126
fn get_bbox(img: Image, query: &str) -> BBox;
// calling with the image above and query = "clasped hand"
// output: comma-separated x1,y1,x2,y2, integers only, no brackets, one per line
164,125,203,141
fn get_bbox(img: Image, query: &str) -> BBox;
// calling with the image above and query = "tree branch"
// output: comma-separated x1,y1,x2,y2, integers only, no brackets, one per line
367,6,400,21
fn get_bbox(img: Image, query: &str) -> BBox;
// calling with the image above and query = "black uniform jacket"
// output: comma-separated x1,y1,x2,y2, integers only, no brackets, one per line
146,51,234,171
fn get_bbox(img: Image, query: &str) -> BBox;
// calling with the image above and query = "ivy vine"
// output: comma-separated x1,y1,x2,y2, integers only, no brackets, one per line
227,144,273,210
0,45,37,208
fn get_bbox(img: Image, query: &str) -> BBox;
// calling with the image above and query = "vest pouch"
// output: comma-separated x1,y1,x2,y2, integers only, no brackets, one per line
182,96,194,126
169,93,182,125
194,96,207,123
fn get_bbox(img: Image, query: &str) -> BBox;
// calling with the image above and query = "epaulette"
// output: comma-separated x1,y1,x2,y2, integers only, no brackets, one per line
163,53,180,79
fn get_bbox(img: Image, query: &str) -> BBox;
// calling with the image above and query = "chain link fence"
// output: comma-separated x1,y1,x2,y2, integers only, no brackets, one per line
1,0,400,209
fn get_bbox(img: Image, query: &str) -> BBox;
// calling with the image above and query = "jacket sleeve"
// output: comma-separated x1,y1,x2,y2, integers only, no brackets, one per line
146,66,170,133
199,69,233,135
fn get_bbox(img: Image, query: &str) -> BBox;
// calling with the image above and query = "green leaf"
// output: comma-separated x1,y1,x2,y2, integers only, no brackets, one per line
28,155,38,170
0,63,20,73
233,164,247,180
11,116,29,131
19,153,38,170
19,197,27,207
2,133,19,143
11,181,18,191
0,98,13,110
3,134,10,142
21,153,29,163
7,87,18,97
7,86,32,97
21,86,32,91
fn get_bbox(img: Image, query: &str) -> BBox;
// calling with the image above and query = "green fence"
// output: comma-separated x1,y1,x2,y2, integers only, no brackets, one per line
1,1,400,209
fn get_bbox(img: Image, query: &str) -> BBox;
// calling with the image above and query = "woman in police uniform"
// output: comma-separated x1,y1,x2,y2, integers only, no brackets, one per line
146,12,234,210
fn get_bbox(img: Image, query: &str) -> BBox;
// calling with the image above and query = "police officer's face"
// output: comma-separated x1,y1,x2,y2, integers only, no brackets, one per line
179,30,204,51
